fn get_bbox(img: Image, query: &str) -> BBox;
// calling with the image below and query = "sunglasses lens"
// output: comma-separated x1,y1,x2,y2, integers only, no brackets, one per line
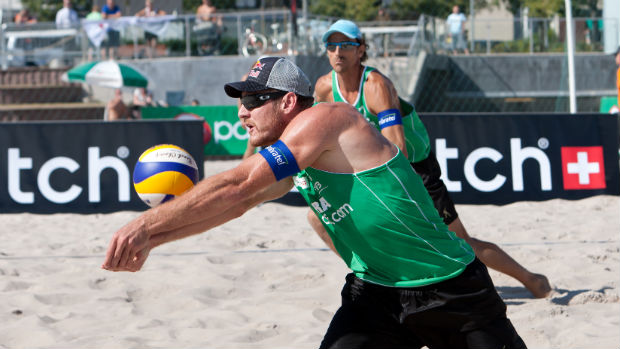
241,92,285,110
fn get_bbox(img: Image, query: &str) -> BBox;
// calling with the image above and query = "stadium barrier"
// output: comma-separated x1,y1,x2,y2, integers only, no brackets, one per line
1,112,617,213
0,119,204,213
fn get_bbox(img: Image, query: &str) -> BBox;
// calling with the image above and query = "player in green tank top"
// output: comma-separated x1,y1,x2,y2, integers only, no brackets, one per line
315,19,551,299
102,56,527,348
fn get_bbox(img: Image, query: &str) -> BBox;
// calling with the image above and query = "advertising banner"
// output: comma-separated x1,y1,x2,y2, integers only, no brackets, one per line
0,120,204,213
142,106,247,156
419,113,620,204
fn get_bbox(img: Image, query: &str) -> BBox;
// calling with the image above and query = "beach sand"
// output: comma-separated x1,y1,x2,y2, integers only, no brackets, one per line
1,159,618,348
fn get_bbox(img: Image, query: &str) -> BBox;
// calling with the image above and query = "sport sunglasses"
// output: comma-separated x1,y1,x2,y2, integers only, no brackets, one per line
325,41,361,52
240,91,287,110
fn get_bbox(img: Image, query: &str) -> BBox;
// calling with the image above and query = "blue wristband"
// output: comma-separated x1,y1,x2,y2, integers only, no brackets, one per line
259,140,301,181
377,109,402,129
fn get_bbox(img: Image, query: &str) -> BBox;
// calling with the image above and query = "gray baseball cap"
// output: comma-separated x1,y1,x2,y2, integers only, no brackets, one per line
224,57,313,98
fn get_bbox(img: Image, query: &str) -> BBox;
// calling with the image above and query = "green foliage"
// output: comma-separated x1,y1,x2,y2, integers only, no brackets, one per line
20,0,93,21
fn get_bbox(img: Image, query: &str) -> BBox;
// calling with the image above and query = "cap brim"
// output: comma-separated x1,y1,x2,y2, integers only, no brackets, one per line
224,80,268,98
322,29,359,43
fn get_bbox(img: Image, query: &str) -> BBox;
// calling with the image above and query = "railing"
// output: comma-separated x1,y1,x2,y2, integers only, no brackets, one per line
421,16,619,55
1,12,619,70
0,10,336,69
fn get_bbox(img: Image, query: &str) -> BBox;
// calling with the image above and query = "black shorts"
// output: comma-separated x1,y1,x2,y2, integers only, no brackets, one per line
411,151,458,225
105,29,121,47
145,31,158,41
319,259,527,349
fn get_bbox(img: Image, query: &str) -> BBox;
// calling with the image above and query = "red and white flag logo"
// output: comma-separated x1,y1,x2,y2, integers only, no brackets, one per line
561,146,606,190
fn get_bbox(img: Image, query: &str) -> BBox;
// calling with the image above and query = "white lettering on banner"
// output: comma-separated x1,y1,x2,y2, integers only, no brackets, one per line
567,152,600,185
88,147,131,203
510,138,552,191
38,157,82,203
436,138,553,193
435,139,461,191
8,148,34,204
463,148,506,192
214,120,249,143
7,147,131,204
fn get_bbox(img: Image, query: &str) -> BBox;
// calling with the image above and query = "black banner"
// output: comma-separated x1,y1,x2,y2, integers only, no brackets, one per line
0,120,204,213
419,113,620,204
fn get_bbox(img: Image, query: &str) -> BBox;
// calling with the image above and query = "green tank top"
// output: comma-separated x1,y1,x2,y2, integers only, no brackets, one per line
331,66,431,163
293,150,475,287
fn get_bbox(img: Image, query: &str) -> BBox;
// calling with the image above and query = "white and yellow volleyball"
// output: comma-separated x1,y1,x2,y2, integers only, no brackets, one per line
133,144,199,207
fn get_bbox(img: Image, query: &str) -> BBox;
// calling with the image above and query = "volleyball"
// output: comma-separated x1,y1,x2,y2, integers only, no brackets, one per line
133,144,199,207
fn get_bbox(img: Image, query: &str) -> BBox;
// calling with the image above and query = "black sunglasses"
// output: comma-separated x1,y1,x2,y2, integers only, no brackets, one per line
240,91,287,110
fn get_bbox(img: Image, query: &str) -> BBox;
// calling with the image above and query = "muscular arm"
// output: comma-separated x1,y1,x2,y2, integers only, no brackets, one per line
102,154,291,271
364,72,408,159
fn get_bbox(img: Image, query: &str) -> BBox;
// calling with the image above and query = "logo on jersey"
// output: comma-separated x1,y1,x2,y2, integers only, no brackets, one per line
561,146,606,190
293,174,309,190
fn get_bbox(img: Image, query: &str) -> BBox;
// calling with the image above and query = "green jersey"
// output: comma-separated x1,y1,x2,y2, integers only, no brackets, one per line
293,150,474,287
331,66,431,163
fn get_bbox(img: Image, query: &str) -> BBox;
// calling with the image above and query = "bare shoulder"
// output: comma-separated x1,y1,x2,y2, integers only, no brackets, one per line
366,69,396,91
314,73,334,102
364,70,400,112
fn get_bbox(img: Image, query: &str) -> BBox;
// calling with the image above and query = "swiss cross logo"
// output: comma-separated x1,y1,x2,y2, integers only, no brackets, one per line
561,146,606,190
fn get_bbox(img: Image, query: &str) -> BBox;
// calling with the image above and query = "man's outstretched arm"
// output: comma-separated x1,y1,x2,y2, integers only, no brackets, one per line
101,154,292,272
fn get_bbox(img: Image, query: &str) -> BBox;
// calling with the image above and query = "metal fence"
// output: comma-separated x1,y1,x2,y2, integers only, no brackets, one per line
2,12,618,67
0,12,618,116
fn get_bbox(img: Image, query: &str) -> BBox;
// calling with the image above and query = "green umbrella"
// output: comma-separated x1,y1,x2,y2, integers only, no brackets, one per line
63,60,149,88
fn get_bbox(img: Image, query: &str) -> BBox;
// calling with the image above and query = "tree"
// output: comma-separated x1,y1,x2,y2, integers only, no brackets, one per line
20,0,92,22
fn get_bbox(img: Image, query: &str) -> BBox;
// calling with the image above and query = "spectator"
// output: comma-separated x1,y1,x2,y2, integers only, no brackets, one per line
55,0,79,29
190,98,200,106
105,89,129,121
131,87,154,118
446,5,469,54
14,9,37,24
195,0,223,55
196,0,220,24
86,5,103,61
135,0,166,59
86,4,102,20
102,0,122,60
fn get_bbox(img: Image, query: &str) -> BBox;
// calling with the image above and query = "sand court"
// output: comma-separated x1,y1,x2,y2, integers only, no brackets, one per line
0,159,618,348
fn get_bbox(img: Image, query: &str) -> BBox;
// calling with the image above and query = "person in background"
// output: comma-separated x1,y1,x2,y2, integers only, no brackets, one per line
102,0,122,60
131,87,154,119
195,0,223,54
86,5,103,61
55,0,79,29
86,4,102,20
446,5,469,54
315,19,551,298
14,9,37,24
135,0,166,59
105,89,129,121
190,99,200,106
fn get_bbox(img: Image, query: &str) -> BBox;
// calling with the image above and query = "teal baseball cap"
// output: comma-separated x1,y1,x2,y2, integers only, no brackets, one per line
322,19,362,43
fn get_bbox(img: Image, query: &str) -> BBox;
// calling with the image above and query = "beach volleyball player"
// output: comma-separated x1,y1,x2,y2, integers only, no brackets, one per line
102,57,527,348
314,19,551,298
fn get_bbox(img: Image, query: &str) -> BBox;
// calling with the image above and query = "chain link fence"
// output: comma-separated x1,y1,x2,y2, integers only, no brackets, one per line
0,12,618,120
